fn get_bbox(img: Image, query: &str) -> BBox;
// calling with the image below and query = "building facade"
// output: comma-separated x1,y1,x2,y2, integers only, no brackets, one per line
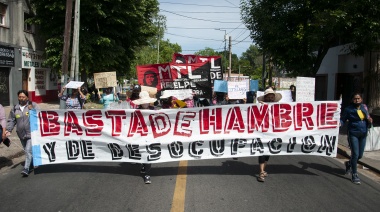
0,0,57,106
316,44,379,111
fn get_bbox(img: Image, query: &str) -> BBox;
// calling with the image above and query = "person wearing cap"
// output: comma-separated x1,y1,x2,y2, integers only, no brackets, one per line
98,87,121,109
132,91,157,184
256,87,282,182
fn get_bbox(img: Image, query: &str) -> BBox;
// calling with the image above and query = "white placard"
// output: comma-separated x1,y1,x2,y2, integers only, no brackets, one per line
228,80,249,99
65,81,84,89
296,77,315,101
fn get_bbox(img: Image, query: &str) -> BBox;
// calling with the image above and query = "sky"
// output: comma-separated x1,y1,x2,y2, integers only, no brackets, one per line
158,0,253,58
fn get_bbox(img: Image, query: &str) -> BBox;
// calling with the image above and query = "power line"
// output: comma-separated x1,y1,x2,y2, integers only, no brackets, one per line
167,27,247,29
161,9,241,24
162,11,239,14
165,32,222,42
159,1,239,8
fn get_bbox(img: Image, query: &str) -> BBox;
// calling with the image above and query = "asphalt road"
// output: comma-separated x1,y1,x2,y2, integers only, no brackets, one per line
0,155,379,212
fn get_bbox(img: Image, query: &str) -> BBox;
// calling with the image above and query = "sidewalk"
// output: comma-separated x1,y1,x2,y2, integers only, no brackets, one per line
1,102,380,174
337,127,380,173
0,101,60,169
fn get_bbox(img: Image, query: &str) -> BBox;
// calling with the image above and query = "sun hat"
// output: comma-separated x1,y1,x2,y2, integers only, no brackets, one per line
257,88,282,102
132,91,157,105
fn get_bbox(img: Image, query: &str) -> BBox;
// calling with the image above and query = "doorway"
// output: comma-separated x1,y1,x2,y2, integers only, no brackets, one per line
0,67,10,106
22,69,30,91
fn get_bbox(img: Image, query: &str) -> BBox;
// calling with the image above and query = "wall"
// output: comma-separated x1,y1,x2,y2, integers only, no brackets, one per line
316,44,364,100
0,0,54,106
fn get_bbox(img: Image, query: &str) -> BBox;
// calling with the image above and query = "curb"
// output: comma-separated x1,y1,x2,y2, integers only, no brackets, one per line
337,144,380,175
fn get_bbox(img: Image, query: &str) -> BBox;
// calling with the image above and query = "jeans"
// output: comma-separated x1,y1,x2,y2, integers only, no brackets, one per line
348,133,367,174
20,138,33,170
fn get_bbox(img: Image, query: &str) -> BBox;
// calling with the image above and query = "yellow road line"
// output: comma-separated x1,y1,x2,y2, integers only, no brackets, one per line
170,160,188,212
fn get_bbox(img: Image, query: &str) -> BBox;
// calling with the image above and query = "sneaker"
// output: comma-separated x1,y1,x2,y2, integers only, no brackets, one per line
344,161,351,175
144,175,151,184
21,168,29,177
140,166,146,174
352,173,361,185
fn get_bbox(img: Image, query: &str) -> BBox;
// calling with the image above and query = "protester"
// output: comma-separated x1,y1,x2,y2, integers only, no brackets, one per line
256,87,282,182
159,90,174,109
116,83,121,99
98,87,121,109
290,85,296,102
132,91,157,184
58,86,86,109
125,86,140,109
340,92,372,185
5,90,39,176
0,103,6,141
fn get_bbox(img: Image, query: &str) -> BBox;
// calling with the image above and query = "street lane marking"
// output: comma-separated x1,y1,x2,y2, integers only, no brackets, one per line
170,160,188,212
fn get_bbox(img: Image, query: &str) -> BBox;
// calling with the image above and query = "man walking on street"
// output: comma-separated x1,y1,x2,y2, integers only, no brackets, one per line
5,90,39,177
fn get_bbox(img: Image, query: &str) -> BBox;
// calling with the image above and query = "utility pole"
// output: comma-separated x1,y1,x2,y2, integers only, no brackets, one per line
60,0,73,109
262,52,266,90
228,36,232,80
215,29,227,78
71,0,80,81
157,21,160,64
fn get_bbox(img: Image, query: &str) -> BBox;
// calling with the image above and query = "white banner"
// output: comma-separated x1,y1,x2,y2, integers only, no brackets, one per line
30,101,341,166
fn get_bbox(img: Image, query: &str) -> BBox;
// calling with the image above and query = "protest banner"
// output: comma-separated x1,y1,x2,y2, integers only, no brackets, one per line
137,62,212,98
161,89,193,100
172,53,223,84
94,71,117,88
31,101,340,166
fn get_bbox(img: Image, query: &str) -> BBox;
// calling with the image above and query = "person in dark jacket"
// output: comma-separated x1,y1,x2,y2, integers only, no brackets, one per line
5,90,39,177
340,92,372,185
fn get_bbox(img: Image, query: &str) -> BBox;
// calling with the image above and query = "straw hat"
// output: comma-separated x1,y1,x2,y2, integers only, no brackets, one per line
257,88,282,102
132,91,157,105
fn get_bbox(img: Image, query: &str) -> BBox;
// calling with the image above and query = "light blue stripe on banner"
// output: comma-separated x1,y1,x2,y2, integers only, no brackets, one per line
29,110,38,132
32,145,42,166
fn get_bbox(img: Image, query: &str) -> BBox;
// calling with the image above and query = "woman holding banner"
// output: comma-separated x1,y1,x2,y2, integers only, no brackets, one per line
256,87,282,182
132,91,157,184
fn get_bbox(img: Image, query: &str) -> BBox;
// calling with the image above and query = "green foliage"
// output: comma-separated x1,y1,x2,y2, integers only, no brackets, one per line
241,0,380,77
129,39,182,79
30,0,159,78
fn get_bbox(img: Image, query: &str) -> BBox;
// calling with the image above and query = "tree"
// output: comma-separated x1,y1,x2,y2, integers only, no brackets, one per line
241,0,380,77
129,39,182,79
30,0,159,78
